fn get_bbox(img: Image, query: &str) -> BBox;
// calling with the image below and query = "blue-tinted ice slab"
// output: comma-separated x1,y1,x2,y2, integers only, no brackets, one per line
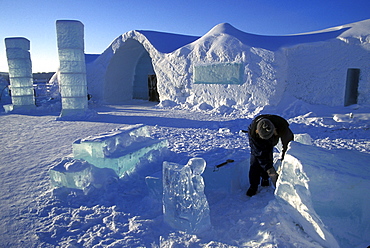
49,158,93,189
276,141,370,248
49,157,118,190
193,63,243,84
73,124,168,177
163,158,211,234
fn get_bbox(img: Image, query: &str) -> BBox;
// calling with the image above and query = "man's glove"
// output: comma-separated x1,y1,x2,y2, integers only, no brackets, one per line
267,167,279,188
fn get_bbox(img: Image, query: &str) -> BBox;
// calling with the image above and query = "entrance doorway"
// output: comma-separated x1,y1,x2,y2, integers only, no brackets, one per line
104,39,159,104
148,74,159,102
344,68,360,106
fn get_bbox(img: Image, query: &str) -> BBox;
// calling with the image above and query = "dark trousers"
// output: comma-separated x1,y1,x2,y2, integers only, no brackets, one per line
249,154,271,187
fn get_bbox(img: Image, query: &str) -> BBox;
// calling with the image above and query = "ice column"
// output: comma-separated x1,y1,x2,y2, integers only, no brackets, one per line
5,37,35,109
163,158,211,234
56,20,88,117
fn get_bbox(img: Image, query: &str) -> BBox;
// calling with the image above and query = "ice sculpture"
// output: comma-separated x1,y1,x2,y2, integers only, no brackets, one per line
163,158,211,234
56,20,88,117
5,37,35,110
73,124,168,177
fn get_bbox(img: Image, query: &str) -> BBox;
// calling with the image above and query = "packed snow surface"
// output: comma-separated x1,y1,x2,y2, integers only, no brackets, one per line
0,100,369,247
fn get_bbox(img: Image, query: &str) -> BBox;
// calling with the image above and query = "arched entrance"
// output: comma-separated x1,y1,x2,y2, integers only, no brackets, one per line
104,39,159,104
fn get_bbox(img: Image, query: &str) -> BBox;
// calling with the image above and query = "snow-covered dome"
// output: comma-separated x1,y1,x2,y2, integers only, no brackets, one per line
86,19,370,111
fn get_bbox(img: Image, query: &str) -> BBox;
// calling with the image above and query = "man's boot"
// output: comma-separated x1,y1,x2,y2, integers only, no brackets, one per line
246,185,258,197
261,178,269,187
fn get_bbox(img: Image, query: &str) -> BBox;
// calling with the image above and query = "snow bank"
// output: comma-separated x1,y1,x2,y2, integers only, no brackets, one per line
276,141,370,248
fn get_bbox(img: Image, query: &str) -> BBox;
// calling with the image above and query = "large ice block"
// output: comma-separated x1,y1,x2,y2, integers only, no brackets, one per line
56,20,88,117
163,158,211,234
56,20,84,50
193,63,243,84
73,124,168,177
49,157,118,190
5,37,35,109
49,157,94,189
276,141,370,248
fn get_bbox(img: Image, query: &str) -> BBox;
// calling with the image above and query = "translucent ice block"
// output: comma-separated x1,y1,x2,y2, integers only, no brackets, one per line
49,157,118,190
7,77,32,87
73,124,150,158
59,73,87,86
58,48,85,61
59,61,86,73
8,67,33,78
73,124,168,177
5,49,30,60
10,86,34,96
163,158,211,234
5,37,35,108
5,37,30,50
56,20,85,50
6,58,32,70
193,63,243,84
60,85,87,97
11,95,34,106
49,157,94,189
56,20,88,114
61,97,88,110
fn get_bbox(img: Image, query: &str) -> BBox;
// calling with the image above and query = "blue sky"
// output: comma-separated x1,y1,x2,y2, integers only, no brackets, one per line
1,0,370,72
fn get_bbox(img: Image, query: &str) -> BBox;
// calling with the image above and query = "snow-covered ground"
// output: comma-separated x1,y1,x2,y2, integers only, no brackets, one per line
0,99,369,247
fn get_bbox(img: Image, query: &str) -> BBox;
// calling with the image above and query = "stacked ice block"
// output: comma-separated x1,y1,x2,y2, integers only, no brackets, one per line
72,124,168,177
56,20,88,117
49,157,119,190
5,37,35,109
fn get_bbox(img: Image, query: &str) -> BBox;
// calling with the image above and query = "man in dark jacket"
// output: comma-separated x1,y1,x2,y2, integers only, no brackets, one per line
246,114,294,197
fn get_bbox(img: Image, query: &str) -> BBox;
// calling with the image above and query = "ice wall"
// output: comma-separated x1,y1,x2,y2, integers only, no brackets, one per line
276,141,370,248
5,37,35,110
163,158,211,234
56,20,88,117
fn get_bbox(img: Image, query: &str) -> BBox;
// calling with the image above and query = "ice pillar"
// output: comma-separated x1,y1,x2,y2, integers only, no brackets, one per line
5,37,35,110
56,20,88,117
163,158,211,234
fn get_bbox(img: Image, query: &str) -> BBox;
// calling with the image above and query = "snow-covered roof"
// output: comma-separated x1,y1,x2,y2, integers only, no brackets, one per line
136,30,200,53
131,19,370,53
